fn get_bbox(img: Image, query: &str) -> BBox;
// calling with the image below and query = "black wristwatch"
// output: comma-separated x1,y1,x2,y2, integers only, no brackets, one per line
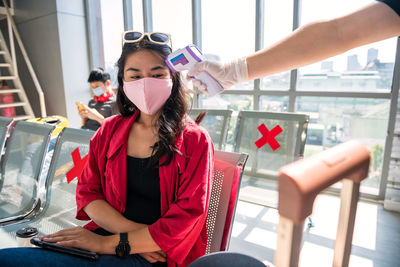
115,233,131,258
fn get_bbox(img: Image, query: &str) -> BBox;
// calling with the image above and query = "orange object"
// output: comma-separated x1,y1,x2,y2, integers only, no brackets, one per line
76,102,86,126
0,82,16,117
75,102,85,111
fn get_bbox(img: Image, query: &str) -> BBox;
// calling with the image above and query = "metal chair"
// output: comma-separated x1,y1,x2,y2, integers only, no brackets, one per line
189,109,233,150
0,116,14,158
0,127,94,247
0,120,55,224
206,150,248,253
233,111,309,207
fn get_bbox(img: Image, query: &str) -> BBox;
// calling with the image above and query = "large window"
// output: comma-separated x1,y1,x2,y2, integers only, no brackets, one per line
96,0,399,200
202,0,255,91
100,0,124,88
199,0,257,151
260,96,289,113
131,0,144,31
294,0,396,196
298,0,397,92
152,0,192,50
261,0,293,90
296,97,390,194
297,39,396,92
202,0,255,62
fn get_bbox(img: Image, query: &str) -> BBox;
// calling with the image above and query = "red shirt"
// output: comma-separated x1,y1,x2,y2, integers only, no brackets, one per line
76,111,214,266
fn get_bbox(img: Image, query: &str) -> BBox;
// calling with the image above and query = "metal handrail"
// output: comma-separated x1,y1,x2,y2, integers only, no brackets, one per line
2,0,46,117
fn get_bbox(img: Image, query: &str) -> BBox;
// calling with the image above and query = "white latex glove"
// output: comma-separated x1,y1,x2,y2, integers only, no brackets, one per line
187,57,248,94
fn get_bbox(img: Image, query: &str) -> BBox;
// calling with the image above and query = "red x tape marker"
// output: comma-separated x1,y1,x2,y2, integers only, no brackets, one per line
66,148,88,183
255,124,283,151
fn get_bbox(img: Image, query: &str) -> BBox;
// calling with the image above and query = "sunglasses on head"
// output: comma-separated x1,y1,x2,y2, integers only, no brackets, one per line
122,31,173,49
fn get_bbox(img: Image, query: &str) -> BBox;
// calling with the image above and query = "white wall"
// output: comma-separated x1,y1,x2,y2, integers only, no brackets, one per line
11,0,91,128
56,0,91,128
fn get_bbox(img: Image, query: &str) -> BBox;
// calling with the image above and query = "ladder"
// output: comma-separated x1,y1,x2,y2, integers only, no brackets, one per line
0,0,46,120
0,30,34,120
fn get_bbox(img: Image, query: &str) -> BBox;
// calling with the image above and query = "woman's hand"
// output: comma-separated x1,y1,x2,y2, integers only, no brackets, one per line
139,251,167,263
40,226,110,254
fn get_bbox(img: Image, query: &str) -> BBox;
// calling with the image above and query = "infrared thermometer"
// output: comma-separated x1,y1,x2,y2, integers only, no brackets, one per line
165,44,224,97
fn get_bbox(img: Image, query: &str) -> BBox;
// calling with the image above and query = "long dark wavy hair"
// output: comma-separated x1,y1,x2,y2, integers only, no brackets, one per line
116,38,202,166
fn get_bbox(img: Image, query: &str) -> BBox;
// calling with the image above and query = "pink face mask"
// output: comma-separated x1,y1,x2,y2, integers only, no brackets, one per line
123,77,173,115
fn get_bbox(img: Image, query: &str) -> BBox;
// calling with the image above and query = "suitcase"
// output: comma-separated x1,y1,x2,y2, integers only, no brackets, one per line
275,140,370,267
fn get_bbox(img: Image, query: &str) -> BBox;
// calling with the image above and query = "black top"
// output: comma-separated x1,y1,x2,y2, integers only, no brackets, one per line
123,156,165,266
82,97,116,131
378,0,400,16
92,156,161,236
123,155,161,225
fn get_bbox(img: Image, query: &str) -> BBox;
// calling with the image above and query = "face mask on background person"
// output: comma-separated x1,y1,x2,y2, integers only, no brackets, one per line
93,86,104,97
123,77,172,115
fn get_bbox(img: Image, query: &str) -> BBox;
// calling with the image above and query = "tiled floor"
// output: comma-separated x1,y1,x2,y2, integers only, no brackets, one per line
229,194,400,267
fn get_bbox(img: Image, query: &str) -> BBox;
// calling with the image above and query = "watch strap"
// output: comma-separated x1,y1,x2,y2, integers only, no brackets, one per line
115,232,131,258
120,232,128,243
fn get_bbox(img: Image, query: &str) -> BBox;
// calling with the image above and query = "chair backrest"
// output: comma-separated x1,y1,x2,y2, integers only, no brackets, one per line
275,141,370,267
0,120,54,223
206,150,248,254
234,110,309,179
0,127,94,246
0,116,13,157
35,127,95,229
189,109,233,150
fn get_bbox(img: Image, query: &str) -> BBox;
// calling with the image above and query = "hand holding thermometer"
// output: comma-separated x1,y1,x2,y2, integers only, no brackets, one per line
165,44,224,97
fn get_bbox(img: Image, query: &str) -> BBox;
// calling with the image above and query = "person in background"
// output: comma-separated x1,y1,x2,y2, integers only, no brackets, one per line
188,0,400,93
79,68,116,131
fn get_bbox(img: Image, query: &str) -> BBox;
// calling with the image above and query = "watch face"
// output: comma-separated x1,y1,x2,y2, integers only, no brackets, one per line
116,242,131,258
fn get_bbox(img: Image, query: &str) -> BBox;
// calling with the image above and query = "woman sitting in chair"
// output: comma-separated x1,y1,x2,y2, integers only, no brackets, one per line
0,31,214,267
